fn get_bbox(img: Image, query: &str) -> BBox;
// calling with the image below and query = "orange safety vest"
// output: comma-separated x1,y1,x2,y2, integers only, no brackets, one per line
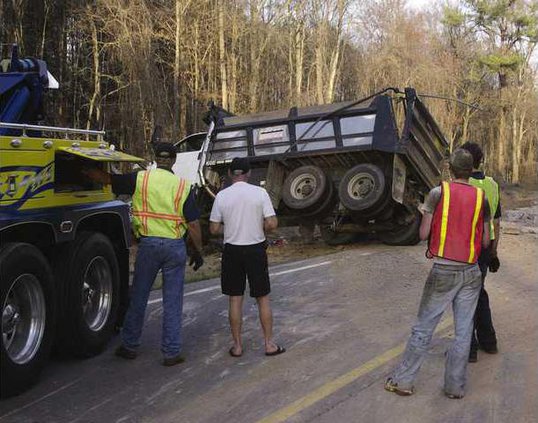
428,181,485,264
131,168,190,239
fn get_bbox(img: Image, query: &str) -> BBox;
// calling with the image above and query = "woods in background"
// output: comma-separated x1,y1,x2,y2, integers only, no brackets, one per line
1,0,537,183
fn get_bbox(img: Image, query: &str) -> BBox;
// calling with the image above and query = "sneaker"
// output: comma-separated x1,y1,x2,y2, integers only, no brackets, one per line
468,349,478,363
162,354,185,367
445,391,464,399
115,345,137,360
384,378,414,396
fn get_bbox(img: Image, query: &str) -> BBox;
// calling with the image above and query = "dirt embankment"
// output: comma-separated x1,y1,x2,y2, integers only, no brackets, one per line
501,184,538,235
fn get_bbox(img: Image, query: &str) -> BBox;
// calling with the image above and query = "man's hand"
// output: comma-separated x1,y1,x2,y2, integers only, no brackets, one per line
489,256,500,273
189,251,204,271
82,167,111,184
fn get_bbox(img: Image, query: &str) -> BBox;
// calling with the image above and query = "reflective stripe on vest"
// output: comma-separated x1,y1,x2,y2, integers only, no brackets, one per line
131,169,190,239
469,176,499,239
428,181,485,264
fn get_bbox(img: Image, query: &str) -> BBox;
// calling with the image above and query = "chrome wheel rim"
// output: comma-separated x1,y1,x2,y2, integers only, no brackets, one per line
82,256,112,332
2,274,46,364
290,173,317,200
347,173,375,199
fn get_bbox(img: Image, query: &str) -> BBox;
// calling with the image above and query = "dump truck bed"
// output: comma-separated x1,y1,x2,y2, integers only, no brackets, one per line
206,88,448,190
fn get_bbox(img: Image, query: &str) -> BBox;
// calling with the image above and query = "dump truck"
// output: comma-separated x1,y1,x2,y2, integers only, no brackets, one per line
0,45,143,397
173,88,449,244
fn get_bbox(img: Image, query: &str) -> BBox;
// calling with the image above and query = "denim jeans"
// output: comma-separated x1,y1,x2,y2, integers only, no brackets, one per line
121,237,187,358
389,263,482,396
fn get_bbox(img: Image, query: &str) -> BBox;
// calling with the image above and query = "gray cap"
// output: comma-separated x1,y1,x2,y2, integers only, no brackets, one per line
450,148,473,171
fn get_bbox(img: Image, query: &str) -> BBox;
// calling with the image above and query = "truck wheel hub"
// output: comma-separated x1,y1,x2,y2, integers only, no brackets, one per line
290,174,317,200
2,274,46,364
82,256,113,332
348,173,375,199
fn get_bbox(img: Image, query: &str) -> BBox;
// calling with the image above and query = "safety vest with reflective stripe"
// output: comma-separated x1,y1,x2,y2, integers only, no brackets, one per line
469,176,499,240
131,169,190,239
428,181,485,264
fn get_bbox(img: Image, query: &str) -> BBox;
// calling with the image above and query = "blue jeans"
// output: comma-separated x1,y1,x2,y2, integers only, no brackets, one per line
389,263,482,396
121,237,187,358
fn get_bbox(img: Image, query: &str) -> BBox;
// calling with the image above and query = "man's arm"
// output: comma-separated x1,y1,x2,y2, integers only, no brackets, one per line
83,167,137,196
491,218,500,255
419,213,433,241
418,186,440,241
264,216,278,233
83,167,111,185
482,220,491,248
208,194,223,236
187,220,203,253
209,221,223,236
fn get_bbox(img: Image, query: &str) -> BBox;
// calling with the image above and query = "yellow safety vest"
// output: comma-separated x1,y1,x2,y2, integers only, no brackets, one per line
469,175,499,239
131,169,190,239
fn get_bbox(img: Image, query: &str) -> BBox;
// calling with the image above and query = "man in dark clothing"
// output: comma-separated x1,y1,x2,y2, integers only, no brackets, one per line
461,142,501,362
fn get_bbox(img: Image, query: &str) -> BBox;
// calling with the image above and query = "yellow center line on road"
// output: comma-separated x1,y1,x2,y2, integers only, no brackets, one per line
257,318,453,423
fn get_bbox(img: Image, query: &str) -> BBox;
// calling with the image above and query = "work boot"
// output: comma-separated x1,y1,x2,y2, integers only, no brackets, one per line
481,343,498,354
162,354,185,367
115,345,137,360
468,348,478,363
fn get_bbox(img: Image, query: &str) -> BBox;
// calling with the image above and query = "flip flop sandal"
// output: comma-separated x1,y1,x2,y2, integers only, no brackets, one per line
229,347,242,358
265,345,286,356
384,378,414,396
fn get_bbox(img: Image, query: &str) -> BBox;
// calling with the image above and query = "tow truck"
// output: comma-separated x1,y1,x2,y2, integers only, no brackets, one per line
0,45,143,397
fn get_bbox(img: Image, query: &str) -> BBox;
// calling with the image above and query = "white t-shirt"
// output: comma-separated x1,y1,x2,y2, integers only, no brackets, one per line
209,181,276,245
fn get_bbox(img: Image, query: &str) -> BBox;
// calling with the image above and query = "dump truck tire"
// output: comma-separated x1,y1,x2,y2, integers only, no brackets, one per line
319,226,360,246
1,243,55,398
55,232,120,358
379,210,421,246
282,166,328,210
338,164,386,212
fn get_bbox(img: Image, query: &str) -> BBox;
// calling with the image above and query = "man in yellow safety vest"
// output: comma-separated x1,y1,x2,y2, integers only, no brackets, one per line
84,142,203,366
461,142,501,362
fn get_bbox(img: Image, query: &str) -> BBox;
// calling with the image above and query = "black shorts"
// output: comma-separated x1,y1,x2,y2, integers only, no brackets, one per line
221,242,270,298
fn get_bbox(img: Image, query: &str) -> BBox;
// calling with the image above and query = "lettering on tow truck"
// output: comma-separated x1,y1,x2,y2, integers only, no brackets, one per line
0,163,54,208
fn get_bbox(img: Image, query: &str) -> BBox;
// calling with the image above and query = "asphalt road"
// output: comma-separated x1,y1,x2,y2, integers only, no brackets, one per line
1,232,537,423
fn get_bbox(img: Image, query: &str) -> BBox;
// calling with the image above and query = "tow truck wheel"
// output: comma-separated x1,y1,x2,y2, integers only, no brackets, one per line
338,164,387,212
1,243,55,398
282,166,328,210
55,232,120,358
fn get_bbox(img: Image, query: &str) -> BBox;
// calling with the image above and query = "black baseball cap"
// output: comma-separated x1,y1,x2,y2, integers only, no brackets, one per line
154,142,177,160
230,157,250,174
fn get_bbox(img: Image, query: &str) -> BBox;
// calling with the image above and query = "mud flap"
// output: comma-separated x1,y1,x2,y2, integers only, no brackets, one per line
392,154,406,204
264,160,286,209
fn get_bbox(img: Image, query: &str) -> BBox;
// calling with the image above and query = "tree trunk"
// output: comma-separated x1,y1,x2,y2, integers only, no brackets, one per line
86,20,100,133
218,0,228,110
173,0,182,141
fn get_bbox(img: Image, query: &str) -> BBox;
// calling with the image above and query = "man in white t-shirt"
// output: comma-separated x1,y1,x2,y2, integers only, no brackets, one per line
209,158,285,358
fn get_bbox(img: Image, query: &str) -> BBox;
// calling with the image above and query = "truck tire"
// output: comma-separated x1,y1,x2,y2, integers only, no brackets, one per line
338,164,387,212
55,232,120,357
379,210,421,246
282,166,328,210
1,243,55,398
